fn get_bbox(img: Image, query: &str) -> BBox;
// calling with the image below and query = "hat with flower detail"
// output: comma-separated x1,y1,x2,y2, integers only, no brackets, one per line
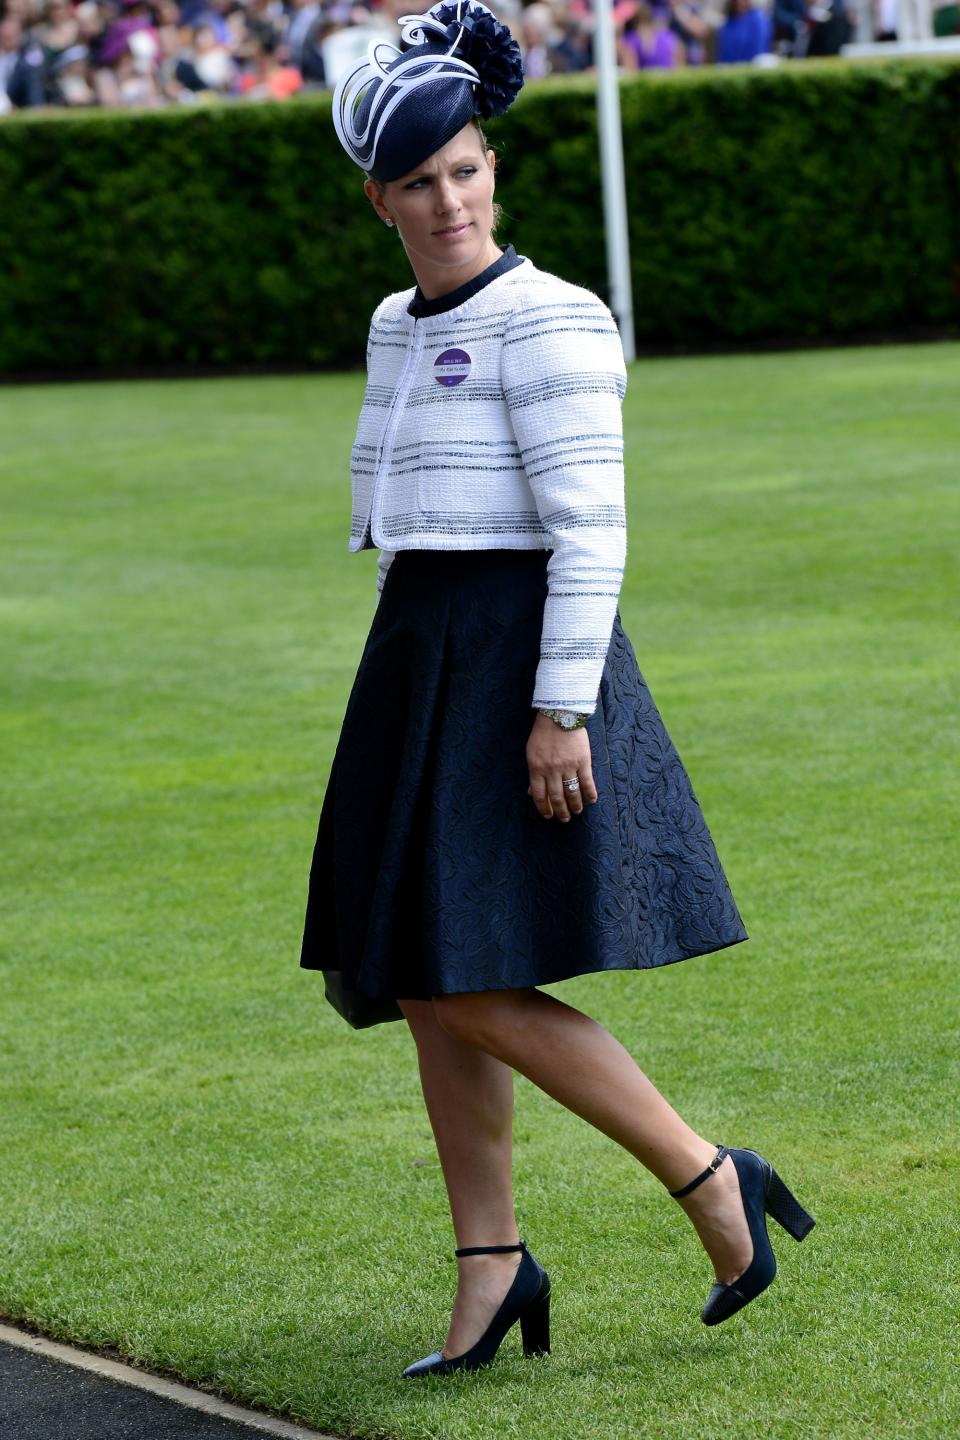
332,0,524,183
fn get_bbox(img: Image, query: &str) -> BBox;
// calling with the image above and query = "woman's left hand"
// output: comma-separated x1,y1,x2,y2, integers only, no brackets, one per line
526,712,598,822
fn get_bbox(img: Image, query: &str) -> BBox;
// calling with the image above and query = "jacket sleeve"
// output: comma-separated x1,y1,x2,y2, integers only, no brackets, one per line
500,289,628,715
355,296,394,603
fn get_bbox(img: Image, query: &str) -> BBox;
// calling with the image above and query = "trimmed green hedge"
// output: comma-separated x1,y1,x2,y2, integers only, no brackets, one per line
0,58,958,373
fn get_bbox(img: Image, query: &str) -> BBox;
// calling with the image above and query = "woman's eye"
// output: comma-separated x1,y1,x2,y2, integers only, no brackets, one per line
404,167,476,190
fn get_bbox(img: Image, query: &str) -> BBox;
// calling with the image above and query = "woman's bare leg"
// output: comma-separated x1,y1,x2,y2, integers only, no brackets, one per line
398,997,524,1359
430,987,755,1286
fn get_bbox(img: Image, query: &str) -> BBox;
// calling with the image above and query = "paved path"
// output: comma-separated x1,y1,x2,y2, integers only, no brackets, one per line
0,1325,336,1440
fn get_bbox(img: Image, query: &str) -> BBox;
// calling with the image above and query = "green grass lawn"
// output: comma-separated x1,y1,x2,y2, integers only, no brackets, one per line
1,343,958,1440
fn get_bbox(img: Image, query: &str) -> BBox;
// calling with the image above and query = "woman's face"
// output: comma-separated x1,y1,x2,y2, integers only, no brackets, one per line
364,122,497,277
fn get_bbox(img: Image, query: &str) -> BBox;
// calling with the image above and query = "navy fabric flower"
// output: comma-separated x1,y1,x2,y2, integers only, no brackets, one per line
430,1,524,118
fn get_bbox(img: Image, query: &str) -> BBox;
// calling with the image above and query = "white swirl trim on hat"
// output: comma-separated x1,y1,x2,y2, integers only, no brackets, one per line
332,0,482,175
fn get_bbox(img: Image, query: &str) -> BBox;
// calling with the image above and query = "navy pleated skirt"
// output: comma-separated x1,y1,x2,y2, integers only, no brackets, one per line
299,548,748,1023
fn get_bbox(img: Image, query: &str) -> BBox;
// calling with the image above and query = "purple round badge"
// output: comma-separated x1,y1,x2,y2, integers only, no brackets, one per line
433,348,472,387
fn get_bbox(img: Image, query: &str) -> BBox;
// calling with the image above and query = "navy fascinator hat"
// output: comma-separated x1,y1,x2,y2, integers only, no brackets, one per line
332,0,524,183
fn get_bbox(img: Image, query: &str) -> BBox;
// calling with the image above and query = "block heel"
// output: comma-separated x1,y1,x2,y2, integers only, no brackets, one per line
402,1240,552,1377
519,1276,551,1356
669,1143,815,1327
765,1165,816,1241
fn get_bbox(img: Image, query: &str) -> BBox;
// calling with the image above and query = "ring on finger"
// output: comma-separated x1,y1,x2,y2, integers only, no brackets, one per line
562,775,580,793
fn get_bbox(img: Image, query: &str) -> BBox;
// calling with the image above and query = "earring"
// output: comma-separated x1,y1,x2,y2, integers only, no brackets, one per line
384,218,394,228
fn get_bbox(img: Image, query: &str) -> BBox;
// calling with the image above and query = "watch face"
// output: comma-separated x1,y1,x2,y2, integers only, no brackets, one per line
540,708,586,729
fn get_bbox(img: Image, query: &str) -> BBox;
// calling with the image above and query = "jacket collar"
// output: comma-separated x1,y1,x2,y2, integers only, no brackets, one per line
407,244,525,319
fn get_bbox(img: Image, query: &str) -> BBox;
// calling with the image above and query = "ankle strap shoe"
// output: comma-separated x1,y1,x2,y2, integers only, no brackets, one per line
670,1143,815,1326
401,1240,551,1377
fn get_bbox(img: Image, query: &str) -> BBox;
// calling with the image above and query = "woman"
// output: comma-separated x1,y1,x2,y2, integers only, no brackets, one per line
300,0,814,1378
619,1,684,70
717,0,773,61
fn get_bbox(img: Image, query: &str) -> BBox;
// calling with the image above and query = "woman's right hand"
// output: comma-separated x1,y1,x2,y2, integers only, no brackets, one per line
526,713,598,822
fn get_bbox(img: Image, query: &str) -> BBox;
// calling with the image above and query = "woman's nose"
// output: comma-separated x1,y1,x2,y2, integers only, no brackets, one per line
434,179,460,213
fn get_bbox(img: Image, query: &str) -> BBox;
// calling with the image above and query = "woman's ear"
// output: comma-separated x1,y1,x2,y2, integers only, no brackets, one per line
364,177,392,225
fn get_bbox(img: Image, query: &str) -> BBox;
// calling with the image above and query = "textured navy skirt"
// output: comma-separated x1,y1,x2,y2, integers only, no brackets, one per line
299,548,748,1023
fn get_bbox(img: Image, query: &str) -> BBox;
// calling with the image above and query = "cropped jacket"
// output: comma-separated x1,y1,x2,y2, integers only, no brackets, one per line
348,251,628,715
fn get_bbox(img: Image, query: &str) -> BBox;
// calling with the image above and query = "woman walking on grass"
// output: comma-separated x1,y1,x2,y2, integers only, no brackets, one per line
299,0,814,1377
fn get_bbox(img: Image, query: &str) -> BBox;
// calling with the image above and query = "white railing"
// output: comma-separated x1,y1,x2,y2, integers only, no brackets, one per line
842,37,960,56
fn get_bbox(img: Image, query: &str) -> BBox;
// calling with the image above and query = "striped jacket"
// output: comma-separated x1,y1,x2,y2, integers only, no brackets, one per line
350,256,628,715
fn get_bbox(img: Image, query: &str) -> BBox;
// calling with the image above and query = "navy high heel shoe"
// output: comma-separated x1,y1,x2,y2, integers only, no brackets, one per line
401,1240,551,1377
670,1143,815,1326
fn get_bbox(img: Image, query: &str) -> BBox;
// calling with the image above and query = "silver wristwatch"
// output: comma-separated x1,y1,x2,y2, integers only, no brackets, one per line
537,707,589,731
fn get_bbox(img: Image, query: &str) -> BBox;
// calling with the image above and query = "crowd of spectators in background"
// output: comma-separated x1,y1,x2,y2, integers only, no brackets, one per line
2,0,958,115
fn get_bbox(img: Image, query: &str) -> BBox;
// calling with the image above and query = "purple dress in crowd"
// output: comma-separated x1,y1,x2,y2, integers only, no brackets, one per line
623,17,681,68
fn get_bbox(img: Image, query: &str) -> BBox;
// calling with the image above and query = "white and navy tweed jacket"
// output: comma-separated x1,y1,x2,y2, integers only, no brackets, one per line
350,255,628,715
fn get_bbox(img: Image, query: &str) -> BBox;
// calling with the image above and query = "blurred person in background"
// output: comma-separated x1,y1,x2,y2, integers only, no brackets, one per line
279,0,320,69
619,0,684,67
669,0,713,62
33,0,81,65
291,0,374,87
242,0,288,45
805,0,851,52
173,18,236,93
48,38,96,100
96,0,161,75
234,23,303,94
519,0,592,76
152,0,185,92
545,0,592,70
74,0,107,63
179,0,232,41
519,1,553,75
94,22,164,102
231,0,281,72
215,0,250,46
1,13,47,108
318,1,395,88
717,0,772,59
772,0,808,52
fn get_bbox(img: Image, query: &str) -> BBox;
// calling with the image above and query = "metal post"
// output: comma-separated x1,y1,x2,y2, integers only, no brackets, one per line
592,0,635,362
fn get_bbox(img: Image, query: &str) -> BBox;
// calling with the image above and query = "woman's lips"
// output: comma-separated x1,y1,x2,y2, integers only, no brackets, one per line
434,222,471,238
